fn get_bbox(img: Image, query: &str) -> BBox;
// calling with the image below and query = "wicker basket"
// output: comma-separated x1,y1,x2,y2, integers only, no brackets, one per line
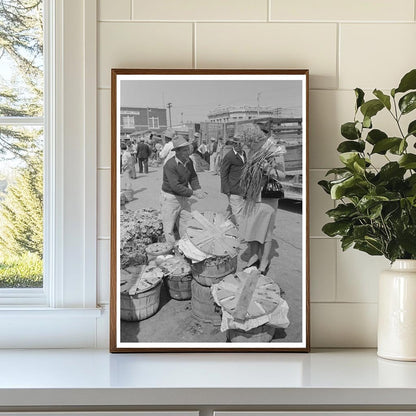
227,325,275,343
191,255,237,287
145,242,173,261
166,273,192,300
120,281,162,321
191,279,222,325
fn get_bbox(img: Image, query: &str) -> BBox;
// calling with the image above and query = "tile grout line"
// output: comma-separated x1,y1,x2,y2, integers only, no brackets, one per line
97,19,415,24
336,22,340,90
333,229,338,303
193,22,197,68
267,0,271,22
130,0,133,20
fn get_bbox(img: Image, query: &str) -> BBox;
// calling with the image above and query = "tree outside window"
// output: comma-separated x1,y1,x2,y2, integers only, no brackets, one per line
0,0,44,288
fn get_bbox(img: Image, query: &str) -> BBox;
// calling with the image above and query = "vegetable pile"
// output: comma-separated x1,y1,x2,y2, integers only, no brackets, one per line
120,208,164,268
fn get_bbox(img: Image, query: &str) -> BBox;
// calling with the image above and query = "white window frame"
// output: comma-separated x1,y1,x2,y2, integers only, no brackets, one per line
149,116,160,129
0,0,101,348
122,115,135,128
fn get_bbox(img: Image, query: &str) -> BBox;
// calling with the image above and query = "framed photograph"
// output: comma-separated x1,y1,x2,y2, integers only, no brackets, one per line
110,69,309,352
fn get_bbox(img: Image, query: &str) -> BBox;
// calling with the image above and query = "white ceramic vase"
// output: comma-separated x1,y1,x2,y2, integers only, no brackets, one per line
378,259,416,361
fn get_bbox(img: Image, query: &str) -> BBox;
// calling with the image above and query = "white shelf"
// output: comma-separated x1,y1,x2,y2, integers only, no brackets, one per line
0,348,416,409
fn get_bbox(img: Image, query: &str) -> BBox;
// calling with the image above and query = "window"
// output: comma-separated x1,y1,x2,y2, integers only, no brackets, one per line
0,0,100,347
0,0,44,290
149,117,159,129
122,115,135,128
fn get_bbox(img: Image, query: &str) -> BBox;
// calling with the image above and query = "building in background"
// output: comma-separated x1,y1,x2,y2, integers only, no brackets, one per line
207,105,277,123
120,107,168,139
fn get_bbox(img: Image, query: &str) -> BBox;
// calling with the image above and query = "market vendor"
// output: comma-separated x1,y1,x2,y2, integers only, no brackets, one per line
161,135,206,244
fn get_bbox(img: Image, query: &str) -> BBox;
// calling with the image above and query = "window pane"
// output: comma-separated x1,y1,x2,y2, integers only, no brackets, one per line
0,0,44,117
0,126,43,289
0,0,44,290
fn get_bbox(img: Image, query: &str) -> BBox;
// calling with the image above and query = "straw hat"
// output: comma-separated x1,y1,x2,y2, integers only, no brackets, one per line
163,128,176,140
172,135,189,150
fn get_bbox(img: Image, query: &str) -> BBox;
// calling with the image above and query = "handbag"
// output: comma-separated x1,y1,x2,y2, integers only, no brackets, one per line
261,176,284,199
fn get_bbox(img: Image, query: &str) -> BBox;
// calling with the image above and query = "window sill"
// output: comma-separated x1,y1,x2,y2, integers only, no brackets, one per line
0,307,103,348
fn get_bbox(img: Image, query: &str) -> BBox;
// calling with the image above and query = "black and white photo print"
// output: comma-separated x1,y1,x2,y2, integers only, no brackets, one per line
110,69,309,352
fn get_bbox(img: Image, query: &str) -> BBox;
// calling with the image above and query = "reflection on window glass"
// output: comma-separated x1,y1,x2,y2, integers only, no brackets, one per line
0,0,44,289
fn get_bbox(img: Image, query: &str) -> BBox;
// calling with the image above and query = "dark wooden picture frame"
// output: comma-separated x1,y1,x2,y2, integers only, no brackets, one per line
110,69,310,352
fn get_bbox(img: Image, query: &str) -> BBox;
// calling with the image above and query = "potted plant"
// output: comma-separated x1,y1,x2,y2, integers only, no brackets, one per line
319,68,416,361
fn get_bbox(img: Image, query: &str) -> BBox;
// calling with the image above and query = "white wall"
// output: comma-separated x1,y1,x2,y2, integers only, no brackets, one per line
95,0,416,348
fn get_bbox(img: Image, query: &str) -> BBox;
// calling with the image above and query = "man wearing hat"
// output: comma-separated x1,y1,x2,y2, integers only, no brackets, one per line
220,133,246,228
136,136,151,174
161,135,206,244
159,128,176,166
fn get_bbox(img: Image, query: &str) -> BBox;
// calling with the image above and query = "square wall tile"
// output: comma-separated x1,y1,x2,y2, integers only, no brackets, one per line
196,23,337,89
309,169,334,237
99,0,131,20
97,239,110,304
98,169,111,239
309,90,353,169
340,24,416,90
336,244,389,303
98,89,111,168
133,0,268,21
310,238,336,302
271,0,414,21
311,303,377,347
98,22,193,88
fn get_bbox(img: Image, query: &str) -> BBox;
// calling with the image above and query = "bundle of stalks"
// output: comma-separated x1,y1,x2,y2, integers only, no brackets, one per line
240,138,286,215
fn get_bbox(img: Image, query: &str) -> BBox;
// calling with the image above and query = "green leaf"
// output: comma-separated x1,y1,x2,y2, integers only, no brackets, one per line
407,120,416,138
318,180,331,194
330,175,366,200
325,167,351,176
386,240,402,262
353,158,366,174
371,137,402,154
399,92,416,115
354,241,383,256
395,69,416,94
377,162,406,181
399,154,416,169
389,139,408,155
369,203,383,220
341,235,355,251
337,140,365,153
366,129,388,145
373,89,391,110
322,221,351,237
360,99,384,119
339,152,360,167
341,122,360,140
352,224,374,240
398,227,416,255
363,115,372,129
326,203,357,220
355,88,365,110
357,195,389,212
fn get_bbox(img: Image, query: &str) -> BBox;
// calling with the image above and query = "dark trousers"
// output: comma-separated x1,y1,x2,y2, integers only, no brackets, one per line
138,158,148,174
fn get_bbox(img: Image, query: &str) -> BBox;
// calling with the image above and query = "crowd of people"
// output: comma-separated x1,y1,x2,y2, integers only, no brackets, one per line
121,127,286,275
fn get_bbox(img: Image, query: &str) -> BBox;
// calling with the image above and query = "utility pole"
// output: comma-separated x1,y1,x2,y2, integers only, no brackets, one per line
257,92,261,117
166,102,172,127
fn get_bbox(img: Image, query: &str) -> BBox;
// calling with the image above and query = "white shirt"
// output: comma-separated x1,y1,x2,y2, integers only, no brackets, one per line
159,141,175,165
233,148,245,163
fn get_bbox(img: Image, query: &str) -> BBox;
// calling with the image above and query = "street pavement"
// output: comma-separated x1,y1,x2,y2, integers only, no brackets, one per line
121,161,303,344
